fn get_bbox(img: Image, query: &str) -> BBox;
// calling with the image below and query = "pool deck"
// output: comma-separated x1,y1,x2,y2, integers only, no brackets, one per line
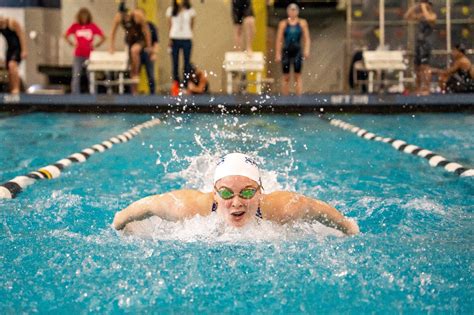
1,93,473,113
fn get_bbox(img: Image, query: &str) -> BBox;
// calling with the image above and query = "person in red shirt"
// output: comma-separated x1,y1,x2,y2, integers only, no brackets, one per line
64,8,106,94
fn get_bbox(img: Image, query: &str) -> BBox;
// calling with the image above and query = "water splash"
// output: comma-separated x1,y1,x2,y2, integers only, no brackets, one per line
156,114,299,193
121,214,344,242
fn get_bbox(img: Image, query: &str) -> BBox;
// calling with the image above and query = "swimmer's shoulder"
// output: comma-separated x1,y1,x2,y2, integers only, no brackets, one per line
261,191,305,222
148,189,214,217
299,18,309,27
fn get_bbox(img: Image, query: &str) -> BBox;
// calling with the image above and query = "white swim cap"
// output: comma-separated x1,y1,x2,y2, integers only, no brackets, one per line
213,153,261,185
287,3,300,12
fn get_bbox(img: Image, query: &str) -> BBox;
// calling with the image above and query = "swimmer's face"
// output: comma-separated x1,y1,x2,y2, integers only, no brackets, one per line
287,6,299,18
214,175,262,228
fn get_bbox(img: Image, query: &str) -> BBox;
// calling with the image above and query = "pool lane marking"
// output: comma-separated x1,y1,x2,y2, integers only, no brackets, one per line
322,116,474,177
0,118,161,199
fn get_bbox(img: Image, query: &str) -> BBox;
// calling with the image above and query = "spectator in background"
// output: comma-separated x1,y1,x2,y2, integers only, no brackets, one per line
275,3,310,96
136,8,159,95
435,44,474,93
186,63,209,94
0,15,27,94
166,0,196,96
404,0,437,96
232,0,255,52
110,2,152,94
64,8,105,94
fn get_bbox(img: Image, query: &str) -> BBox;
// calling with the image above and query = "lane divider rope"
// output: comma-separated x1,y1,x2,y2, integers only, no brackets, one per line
321,116,474,177
0,118,161,199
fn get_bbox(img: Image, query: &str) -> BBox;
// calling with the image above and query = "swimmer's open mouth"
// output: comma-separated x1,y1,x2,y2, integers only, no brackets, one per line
231,211,246,217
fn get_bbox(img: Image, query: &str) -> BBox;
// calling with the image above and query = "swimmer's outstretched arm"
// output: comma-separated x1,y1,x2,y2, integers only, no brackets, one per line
113,190,211,230
263,191,359,235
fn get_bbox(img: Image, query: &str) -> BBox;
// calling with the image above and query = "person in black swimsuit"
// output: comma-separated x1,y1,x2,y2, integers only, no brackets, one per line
113,153,359,235
110,3,152,94
0,15,27,94
405,0,437,95
232,0,255,52
275,4,311,96
435,44,474,93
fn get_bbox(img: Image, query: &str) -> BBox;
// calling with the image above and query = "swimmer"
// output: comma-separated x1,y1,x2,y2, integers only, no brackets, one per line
0,15,27,94
113,153,359,235
404,0,437,95
110,3,152,95
232,0,255,52
275,3,311,96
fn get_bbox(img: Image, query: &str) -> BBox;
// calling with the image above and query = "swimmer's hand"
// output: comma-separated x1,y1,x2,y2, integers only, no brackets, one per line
113,212,126,230
343,219,360,236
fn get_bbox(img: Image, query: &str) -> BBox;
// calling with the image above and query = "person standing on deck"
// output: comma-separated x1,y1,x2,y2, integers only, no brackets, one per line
136,8,160,95
110,2,152,95
64,8,106,94
232,0,256,52
166,0,196,96
0,15,27,94
404,0,437,96
275,3,311,96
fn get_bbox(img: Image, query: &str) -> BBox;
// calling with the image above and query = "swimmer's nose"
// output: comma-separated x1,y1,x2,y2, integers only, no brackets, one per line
231,196,244,208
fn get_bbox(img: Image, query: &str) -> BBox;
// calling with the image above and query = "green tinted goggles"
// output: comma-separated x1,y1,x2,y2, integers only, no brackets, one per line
215,186,259,200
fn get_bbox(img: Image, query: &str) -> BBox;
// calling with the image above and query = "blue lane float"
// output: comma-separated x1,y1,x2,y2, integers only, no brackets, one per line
323,116,474,177
0,118,161,199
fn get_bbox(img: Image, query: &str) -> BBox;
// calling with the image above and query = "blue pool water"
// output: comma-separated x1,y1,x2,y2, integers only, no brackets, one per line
0,112,473,313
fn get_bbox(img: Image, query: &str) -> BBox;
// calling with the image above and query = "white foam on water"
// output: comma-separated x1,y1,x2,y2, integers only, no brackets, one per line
123,116,338,241
121,213,344,242
156,120,298,193
402,197,446,215
164,151,284,193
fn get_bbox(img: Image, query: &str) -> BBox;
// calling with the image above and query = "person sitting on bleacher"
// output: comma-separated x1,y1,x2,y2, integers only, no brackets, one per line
186,63,209,95
435,44,474,94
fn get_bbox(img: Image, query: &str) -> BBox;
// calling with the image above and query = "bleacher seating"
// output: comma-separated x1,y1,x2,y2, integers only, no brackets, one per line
362,50,407,93
87,51,138,94
223,52,267,94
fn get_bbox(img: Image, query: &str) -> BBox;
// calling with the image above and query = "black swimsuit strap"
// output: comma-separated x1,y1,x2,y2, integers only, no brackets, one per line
211,202,262,219
256,207,263,219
